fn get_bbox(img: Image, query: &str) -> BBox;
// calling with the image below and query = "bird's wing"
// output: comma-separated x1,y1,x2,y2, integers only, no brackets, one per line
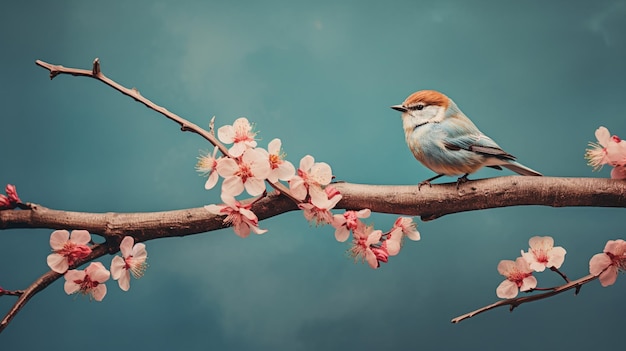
443,133,517,161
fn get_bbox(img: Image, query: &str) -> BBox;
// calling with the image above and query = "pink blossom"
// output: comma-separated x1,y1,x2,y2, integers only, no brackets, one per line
289,155,333,208
110,236,148,291
63,262,110,301
47,230,92,273
521,236,566,272
217,117,258,157
586,126,626,170
589,239,626,287
205,194,267,238
496,257,537,299
217,148,271,196
349,224,383,269
5,184,20,204
260,138,296,183
331,209,371,242
0,184,21,209
196,146,221,190
298,186,342,226
385,217,420,256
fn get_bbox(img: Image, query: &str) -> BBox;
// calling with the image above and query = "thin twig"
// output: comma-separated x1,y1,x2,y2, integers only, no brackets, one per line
451,274,598,323
35,59,302,204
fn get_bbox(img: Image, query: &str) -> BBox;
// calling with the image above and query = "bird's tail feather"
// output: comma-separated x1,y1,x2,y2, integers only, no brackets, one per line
502,161,542,176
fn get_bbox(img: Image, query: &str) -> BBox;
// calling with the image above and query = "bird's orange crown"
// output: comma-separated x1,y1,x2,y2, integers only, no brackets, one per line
402,90,450,109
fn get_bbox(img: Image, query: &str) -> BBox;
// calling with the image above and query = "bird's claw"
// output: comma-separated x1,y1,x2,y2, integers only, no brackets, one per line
456,174,470,189
418,180,432,191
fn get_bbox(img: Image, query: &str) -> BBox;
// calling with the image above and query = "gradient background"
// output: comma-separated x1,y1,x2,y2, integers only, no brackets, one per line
2,1,626,350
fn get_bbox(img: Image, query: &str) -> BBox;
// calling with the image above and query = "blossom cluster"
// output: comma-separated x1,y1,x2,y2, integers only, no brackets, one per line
586,126,626,179
340,215,421,269
496,236,566,298
197,117,422,268
46,230,147,301
496,236,626,299
198,117,294,237
196,117,331,237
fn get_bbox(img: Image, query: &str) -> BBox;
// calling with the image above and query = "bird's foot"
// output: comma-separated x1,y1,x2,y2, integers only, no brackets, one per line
418,174,444,191
456,174,470,189
418,180,432,190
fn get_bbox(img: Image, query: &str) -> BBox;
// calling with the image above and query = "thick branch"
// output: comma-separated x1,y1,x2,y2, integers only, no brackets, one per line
1,178,624,236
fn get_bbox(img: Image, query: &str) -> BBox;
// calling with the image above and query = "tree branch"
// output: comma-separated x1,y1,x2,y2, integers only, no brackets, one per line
451,274,598,323
2,178,624,236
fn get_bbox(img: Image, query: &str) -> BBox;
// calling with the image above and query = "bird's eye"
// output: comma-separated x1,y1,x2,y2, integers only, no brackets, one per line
411,104,425,111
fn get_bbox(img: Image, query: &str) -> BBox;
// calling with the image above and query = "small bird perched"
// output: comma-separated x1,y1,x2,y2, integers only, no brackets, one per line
391,90,541,188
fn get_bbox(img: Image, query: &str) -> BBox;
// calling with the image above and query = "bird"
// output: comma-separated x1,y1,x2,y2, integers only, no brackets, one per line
390,90,542,189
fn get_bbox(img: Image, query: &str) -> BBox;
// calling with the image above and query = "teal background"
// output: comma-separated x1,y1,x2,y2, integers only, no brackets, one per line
1,0,626,349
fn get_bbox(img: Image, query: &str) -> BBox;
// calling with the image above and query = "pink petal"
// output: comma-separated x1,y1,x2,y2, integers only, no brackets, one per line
357,209,371,218
205,171,219,190
599,265,619,287
64,280,80,295
229,143,247,158
205,204,226,215
496,280,518,299
309,185,331,209
406,230,420,241
268,138,281,154
366,230,382,246
309,162,332,185
528,236,553,250
547,246,567,269
239,207,259,222
275,161,295,181
365,249,378,269
595,126,610,146
604,239,626,255
49,230,70,250
91,284,107,301
69,230,91,245
233,222,251,238
86,262,110,283
497,260,516,276
589,253,612,276
119,236,134,258
117,271,131,291
289,177,307,201
216,158,239,178
222,176,245,196
250,225,268,235
299,155,315,171
386,228,402,256
244,178,267,196
334,226,350,242
610,165,626,179
247,150,271,175
132,243,147,261
217,125,235,144
47,253,69,273
110,256,126,280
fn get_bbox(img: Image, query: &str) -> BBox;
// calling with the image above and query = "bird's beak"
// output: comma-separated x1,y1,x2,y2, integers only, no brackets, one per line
390,105,408,112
